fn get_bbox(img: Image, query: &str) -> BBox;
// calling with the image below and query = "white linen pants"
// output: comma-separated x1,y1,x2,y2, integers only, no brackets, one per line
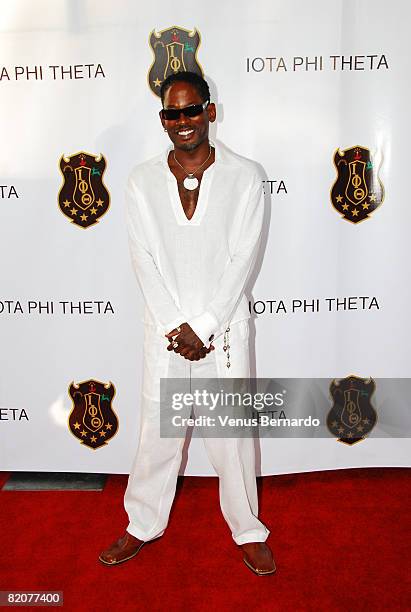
124,321,269,545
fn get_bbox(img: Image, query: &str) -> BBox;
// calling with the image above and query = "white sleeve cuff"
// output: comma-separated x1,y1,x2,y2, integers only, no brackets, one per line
187,311,219,346
163,316,186,335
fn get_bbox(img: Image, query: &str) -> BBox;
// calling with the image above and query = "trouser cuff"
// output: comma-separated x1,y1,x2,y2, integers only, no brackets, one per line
233,528,270,545
127,523,165,543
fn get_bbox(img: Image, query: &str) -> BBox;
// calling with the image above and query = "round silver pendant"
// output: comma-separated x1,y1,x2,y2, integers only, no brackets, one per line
183,175,199,191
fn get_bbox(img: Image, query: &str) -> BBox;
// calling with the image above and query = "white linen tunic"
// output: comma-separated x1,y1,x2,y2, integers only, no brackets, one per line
125,140,264,399
124,140,269,544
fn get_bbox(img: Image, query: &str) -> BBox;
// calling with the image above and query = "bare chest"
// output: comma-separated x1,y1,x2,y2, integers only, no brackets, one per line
176,179,202,220
167,149,215,221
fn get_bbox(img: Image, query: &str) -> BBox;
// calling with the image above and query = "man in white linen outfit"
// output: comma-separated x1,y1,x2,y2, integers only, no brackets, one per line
99,71,275,576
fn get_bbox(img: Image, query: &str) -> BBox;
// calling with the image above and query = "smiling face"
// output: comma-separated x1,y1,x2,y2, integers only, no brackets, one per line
160,81,216,152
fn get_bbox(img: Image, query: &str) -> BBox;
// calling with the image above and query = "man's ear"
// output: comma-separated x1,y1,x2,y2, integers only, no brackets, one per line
207,102,216,123
159,110,167,130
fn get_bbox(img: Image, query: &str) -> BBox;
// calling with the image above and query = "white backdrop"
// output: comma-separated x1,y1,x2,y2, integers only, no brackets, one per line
0,0,409,474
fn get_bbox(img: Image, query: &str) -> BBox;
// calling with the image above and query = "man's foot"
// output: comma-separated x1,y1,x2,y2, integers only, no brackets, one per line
99,532,145,566
240,542,276,575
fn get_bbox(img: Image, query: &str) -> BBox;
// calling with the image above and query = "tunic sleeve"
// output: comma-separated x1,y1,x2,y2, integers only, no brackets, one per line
187,175,264,345
125,178,185,333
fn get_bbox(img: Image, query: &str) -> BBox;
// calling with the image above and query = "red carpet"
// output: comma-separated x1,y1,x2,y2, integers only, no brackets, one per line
0,468,409,611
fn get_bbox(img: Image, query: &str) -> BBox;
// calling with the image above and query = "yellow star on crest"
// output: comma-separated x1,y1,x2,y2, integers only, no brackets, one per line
99,430,107,437
80,430,87,437
352,208,359,216
90,207,97,215
90,435,97,443
106,423,113,430
369,194,377,202
80,213,88,221
73,422,81,430
336,194,343,203
63,199,71,208
96,198,104,207
70,207,77,216
342,203,349,211
153,78,162,87
362,202,369,209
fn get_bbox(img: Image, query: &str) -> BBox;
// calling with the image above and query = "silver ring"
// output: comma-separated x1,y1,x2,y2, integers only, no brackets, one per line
172,341,178,348
177,326,181,333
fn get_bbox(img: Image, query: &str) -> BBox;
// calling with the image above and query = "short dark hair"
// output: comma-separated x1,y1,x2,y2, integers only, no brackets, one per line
160,71,210,105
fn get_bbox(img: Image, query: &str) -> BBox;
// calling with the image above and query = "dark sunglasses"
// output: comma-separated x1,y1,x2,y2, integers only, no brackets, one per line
160,100,209,121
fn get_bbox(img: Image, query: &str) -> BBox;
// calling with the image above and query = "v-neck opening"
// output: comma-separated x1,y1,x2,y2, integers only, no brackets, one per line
165,145,217,226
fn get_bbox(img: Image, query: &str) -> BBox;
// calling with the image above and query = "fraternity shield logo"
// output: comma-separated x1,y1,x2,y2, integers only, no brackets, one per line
58,152,110,228
68,379,118,450
148,26,203,96
327,375,377,445
331,146,384,223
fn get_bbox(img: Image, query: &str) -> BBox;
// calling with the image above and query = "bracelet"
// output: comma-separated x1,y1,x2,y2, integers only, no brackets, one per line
223,327,231,369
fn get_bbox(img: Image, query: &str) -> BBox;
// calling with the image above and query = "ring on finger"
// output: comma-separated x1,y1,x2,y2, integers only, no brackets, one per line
172,341,178,348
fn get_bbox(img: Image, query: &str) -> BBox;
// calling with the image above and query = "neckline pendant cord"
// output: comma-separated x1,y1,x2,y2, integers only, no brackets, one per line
173,145,212,191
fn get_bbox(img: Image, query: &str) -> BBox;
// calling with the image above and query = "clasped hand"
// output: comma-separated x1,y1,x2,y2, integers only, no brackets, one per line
165,322,214,361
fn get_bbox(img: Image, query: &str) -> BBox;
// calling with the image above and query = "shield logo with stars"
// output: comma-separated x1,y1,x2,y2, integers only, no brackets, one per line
58,152,110,228
327,375,377,445
148,26,203,97
68,379,118,450
331,146,384,223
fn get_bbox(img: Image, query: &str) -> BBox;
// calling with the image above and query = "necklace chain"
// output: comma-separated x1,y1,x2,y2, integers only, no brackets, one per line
173,145,212,180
